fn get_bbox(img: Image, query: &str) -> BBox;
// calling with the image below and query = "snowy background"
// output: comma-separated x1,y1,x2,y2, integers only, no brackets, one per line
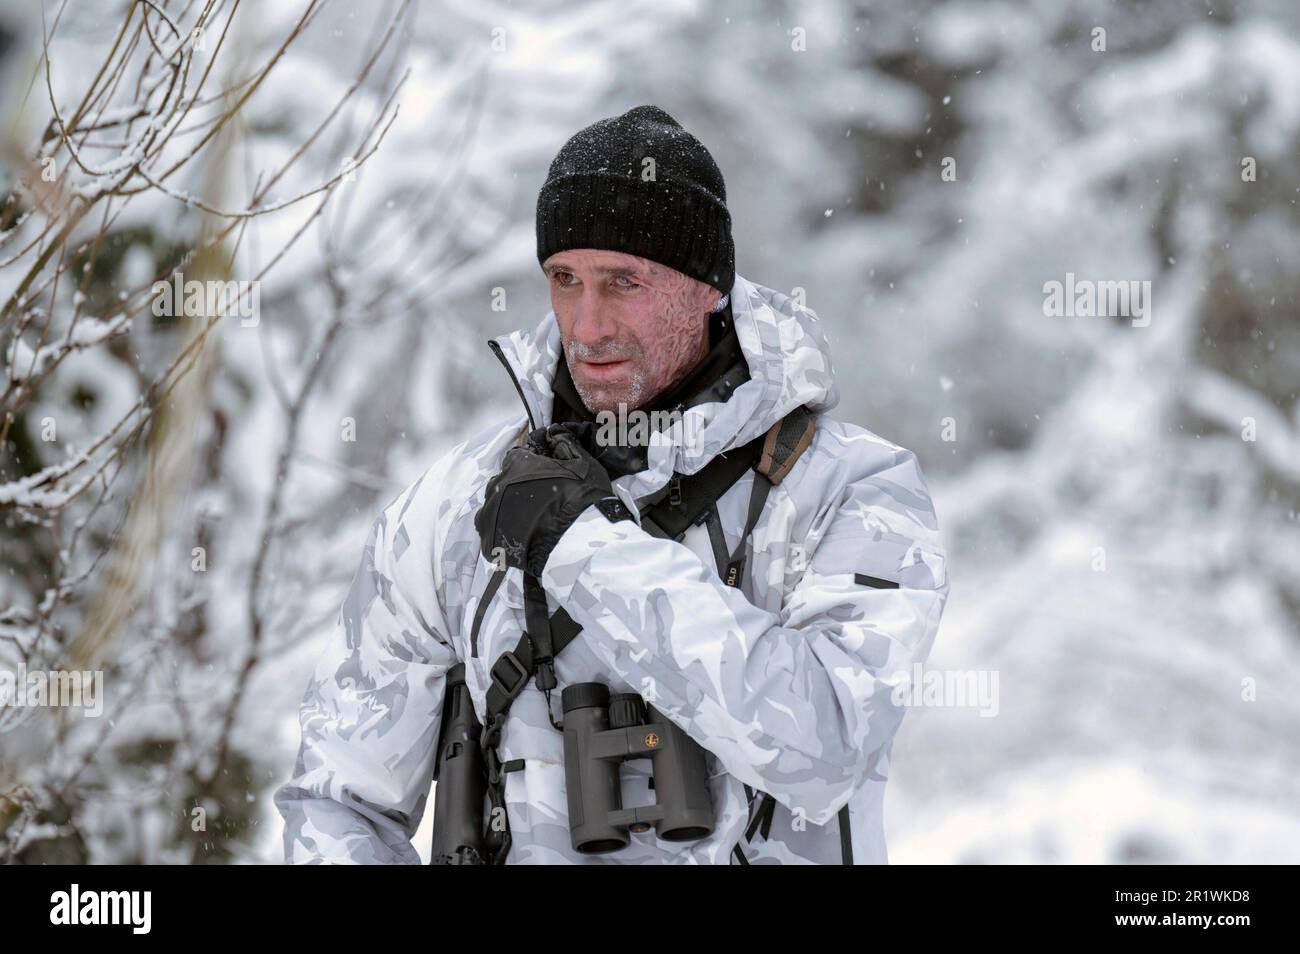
1,0,1297,863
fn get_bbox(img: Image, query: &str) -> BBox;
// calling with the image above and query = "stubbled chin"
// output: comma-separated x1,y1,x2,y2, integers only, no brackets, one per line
574,372,649,416
577,390,631,416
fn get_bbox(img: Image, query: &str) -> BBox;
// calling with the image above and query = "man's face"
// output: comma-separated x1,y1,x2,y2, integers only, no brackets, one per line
544,249,720,415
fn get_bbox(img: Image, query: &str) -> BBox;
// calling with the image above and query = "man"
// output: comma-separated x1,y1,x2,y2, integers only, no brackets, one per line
275,105,948,864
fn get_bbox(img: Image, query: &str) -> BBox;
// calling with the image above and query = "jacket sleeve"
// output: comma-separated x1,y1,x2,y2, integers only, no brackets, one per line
274,460,461,864
539,445,948,827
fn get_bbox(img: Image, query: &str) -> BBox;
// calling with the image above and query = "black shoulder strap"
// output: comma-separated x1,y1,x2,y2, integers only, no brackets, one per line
640,404,817,539
639,438,765,540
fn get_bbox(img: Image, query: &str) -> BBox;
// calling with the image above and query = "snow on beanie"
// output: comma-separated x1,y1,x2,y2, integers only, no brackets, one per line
535,104,735,294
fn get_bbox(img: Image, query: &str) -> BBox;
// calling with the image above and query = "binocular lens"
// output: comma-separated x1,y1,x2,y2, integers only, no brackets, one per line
658,823,712,842
561,681,715,854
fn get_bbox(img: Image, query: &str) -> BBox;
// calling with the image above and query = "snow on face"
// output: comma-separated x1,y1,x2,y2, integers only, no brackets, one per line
544,249,719,414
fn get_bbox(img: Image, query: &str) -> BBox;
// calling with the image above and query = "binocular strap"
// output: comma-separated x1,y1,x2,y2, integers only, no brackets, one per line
479,573,584,863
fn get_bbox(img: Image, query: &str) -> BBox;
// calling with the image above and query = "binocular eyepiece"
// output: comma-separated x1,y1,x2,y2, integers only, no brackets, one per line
561,682,714,854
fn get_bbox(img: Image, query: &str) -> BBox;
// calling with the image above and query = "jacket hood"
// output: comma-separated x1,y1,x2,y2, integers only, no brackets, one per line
487,273,839,507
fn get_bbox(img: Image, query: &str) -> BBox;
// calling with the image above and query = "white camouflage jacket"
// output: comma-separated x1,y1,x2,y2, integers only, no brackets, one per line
275,274,949,864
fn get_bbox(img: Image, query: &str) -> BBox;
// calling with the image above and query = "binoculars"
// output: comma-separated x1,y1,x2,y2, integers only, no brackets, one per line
561,682,714,854
430,667,717,862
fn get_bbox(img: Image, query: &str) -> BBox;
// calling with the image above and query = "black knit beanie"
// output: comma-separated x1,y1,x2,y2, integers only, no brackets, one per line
536,105,735,294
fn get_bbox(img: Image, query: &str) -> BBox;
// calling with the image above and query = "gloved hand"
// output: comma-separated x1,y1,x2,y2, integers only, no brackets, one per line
474,422,634,578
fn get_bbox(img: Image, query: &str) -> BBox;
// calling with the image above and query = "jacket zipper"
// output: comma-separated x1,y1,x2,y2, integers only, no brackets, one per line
487,338,537,432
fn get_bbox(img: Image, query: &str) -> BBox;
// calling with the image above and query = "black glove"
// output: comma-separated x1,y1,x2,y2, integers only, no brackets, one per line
474,423,634,578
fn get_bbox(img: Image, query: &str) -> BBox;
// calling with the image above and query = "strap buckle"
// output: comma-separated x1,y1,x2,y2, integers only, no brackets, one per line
668,475,683,508
481,712,505,750
534,658,557,692
489,651,529,704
